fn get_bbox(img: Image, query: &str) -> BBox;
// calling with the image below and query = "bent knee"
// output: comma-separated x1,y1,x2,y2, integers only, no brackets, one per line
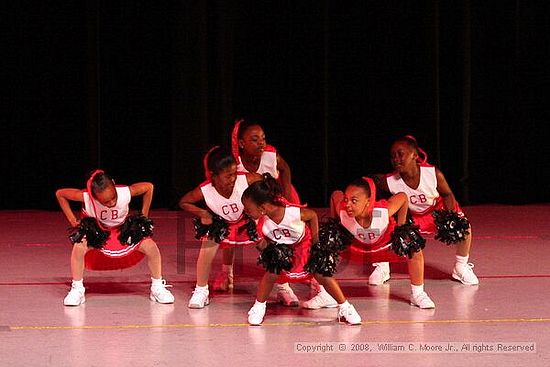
137,238,159,253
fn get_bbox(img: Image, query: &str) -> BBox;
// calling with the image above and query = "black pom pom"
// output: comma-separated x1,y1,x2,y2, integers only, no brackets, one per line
305,242,340,277
193,217,210,240
118,214,154,246
389,221,426,258
237,214,259,242
68,217,109,249
304,218,353,277
318,218,354,253
257,242,294,274
193,214,230,243
433,210,470,245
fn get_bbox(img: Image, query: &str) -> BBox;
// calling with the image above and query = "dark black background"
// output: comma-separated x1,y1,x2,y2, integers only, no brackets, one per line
3,1,549,209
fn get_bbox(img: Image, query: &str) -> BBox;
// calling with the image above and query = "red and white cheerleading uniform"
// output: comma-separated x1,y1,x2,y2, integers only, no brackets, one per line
386,164,462,234
81,185,146,271
236,145,301,204
339,201,406,263
261,205,313,283
200,173,260,249
236,145,278,177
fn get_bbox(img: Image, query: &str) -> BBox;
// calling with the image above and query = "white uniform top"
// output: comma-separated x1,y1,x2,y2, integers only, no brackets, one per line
386,165,439,215
82,186,131,228
236,145,279,179
200,173,248,223
262,205,305,245
340,206,390,245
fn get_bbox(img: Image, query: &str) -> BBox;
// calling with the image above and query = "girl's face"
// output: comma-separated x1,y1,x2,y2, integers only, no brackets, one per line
94,184,118,208
390,141,418,172
212,164,238,192
239,125,266,157
242,196,264,220
343,185,370,218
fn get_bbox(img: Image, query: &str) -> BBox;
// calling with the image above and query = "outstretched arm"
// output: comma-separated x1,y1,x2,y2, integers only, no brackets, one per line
179,186,213,225
276,154,293,201
301,208,319,243
129,182,154,217
55,188,84,227
435,168,458,211
386,192,408,225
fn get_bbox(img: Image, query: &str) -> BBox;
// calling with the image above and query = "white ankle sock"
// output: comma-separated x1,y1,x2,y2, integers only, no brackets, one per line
456,255,469,265
72,279,84,288
254,300,266,307
411,284,424,296
196,284,208,291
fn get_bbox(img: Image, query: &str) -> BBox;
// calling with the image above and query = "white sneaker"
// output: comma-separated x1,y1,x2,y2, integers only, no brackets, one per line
452,263,479,285
212,271,234,292
276,284,299,307
248,302,267,325
410,291,436,309
150,279,175,304
64,286,86,306
188,287,210,309
302,289,338,309
338,303,362,325
368,262,390,285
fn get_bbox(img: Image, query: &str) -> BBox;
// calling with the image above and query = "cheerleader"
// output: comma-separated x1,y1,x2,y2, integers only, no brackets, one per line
372,136,479,285
212,119,302,307
303,177,435,309
56,170,174,306
179,146,263,309
231,118,299,202
243,175,361,325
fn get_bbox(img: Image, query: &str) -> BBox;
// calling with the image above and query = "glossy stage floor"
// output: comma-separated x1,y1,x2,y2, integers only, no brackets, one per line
1,205,549,366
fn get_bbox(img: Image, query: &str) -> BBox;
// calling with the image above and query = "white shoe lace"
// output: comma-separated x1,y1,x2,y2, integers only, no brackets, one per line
64,286,85,305
304,293,323,308
248,304,266,325
152,280,173,292
457,263,476,277
248,304,265,316
338,304,361,324
191,288,208,298
369,263,389,284
67,287,84,298
411,291,435,308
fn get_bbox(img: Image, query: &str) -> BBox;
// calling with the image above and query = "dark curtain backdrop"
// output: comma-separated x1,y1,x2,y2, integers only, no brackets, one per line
3,1,549,209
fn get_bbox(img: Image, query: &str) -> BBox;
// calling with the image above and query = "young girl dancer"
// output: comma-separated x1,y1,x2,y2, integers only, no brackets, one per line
56,170,174,306
242,175,362,325
212,119,302,306
303,177,435,309
372,136,478,285
179,146,263,308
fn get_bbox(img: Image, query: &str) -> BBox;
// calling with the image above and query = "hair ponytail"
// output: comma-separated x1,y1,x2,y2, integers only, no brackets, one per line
362,176,376,215
243,173,283,206
203,146,236,180
231,119,243,161
402,135,428,164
